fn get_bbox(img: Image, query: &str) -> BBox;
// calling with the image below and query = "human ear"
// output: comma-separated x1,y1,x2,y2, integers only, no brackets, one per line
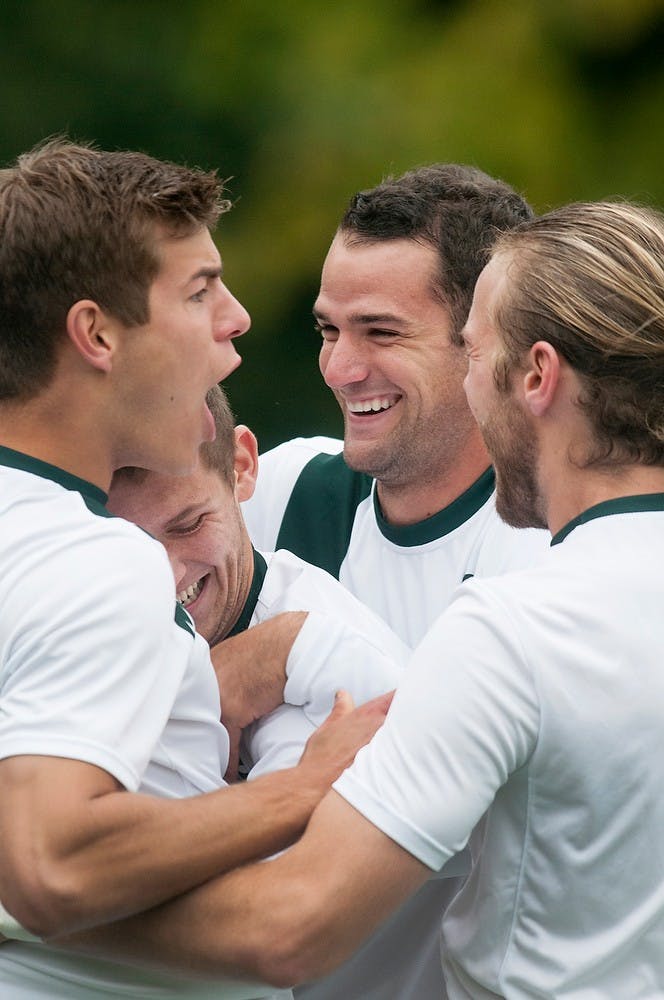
65,300,115,373
523,341,561,417
234,425,259,502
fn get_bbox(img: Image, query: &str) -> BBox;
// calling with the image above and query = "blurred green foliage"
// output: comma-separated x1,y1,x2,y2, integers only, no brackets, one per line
1,0,662,447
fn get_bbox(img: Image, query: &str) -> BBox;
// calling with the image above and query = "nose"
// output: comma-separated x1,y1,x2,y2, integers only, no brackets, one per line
215,285,251,343
320,333,370,389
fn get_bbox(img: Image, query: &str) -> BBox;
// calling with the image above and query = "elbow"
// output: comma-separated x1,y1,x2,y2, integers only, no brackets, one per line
250,944,314,992
4,860,92,939
246,905,338,989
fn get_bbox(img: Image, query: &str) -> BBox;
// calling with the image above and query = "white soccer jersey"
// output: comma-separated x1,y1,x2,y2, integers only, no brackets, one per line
242,436,549,1000
242,437,548,648
239,549,408,779
0,448,287,1000
336,497,664,997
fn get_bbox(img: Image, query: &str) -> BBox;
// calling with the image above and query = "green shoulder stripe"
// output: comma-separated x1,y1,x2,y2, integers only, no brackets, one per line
276,452,372,578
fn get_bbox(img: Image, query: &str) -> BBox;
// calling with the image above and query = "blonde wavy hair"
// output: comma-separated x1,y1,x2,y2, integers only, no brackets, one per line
492,201,664,467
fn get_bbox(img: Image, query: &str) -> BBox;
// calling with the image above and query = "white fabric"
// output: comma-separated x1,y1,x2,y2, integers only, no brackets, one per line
0,465,187,789
242,437,548,1000
242,550,408,779
335,507,664,997
243,436,547,649
0,457,285,1000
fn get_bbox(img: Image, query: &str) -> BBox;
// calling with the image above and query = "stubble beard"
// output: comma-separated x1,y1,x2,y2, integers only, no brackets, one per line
340,405,414,484
342,396,473,490
482,400,547,530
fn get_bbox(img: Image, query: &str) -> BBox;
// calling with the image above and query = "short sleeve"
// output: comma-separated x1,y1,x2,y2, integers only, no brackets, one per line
334,581,540,870
0,520,187,790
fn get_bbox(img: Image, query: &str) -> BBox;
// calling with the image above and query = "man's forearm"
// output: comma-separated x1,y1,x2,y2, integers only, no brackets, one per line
0,758,325,940
212,612,308,729
54,787,428,989
1,691,390,939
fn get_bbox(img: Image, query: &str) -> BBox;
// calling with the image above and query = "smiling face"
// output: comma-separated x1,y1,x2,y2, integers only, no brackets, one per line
463,254,546,529
113,226,250,477
107,460,253,646
314,234,478,488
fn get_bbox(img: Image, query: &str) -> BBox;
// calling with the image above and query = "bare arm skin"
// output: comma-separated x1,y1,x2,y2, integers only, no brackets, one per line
54,786,428,987
0,690,390,940
212,612,308,730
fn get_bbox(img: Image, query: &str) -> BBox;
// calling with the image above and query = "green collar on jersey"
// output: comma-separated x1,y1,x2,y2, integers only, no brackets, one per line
227,548,268,637
551,493,664,546
374,466,495,546
0,444,108,508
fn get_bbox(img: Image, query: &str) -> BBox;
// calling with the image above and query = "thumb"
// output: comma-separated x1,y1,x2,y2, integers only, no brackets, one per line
327,689,355,721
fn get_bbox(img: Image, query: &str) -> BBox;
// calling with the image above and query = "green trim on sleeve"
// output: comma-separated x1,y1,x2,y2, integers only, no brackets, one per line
551,493,664,545
275,452,372,579
227,549,268,636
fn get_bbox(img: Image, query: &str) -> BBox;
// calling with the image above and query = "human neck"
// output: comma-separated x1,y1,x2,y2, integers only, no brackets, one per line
0,395,113,492
223,534,260,640
375,435,492,526
543,461,664,537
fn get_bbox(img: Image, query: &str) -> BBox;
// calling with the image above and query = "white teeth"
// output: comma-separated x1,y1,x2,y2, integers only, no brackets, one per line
177,578,203,607
347,397,394,414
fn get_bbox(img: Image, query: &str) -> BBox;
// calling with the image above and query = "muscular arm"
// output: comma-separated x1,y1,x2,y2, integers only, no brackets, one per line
0,691,390,940
212,611,308,729
54,789,430,988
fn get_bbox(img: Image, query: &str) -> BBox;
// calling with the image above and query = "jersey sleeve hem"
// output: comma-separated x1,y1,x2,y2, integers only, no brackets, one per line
0,737,141,791
333,769,453,872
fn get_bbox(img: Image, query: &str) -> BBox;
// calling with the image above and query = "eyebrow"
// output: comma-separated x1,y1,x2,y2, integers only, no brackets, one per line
313,308,406,327
189,264,224,285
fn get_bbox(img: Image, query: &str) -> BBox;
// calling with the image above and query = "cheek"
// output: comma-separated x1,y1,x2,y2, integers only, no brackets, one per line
166,536,203,577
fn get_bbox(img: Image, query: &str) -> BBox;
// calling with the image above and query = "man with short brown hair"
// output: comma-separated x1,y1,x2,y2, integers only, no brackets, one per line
0,138,388,999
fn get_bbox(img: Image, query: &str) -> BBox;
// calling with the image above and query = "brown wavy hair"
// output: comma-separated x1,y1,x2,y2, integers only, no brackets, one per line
0,136,230,399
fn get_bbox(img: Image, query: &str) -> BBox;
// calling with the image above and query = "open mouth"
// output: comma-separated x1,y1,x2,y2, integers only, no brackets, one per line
346,396,399,415
177,575,207,609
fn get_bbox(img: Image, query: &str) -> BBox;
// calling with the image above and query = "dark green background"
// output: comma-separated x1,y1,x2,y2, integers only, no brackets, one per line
2,0,662,448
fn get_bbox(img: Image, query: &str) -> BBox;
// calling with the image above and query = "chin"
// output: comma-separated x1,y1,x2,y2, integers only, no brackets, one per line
342,439,387,476
495,485,547,530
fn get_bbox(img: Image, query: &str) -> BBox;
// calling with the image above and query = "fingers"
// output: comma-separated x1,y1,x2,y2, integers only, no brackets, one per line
360,689,394,717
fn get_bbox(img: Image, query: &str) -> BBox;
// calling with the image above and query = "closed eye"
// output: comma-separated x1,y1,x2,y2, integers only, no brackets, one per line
315,322,339,343
367,327,400,339
170,515,205,536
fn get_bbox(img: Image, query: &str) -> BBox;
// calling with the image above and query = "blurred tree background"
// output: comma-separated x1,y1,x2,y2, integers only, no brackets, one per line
1,0,662,448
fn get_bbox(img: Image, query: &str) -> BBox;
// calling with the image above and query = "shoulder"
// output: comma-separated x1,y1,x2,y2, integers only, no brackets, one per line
259,435,343,470
13,492,175,633
245,438,373,578
243,437,344,551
